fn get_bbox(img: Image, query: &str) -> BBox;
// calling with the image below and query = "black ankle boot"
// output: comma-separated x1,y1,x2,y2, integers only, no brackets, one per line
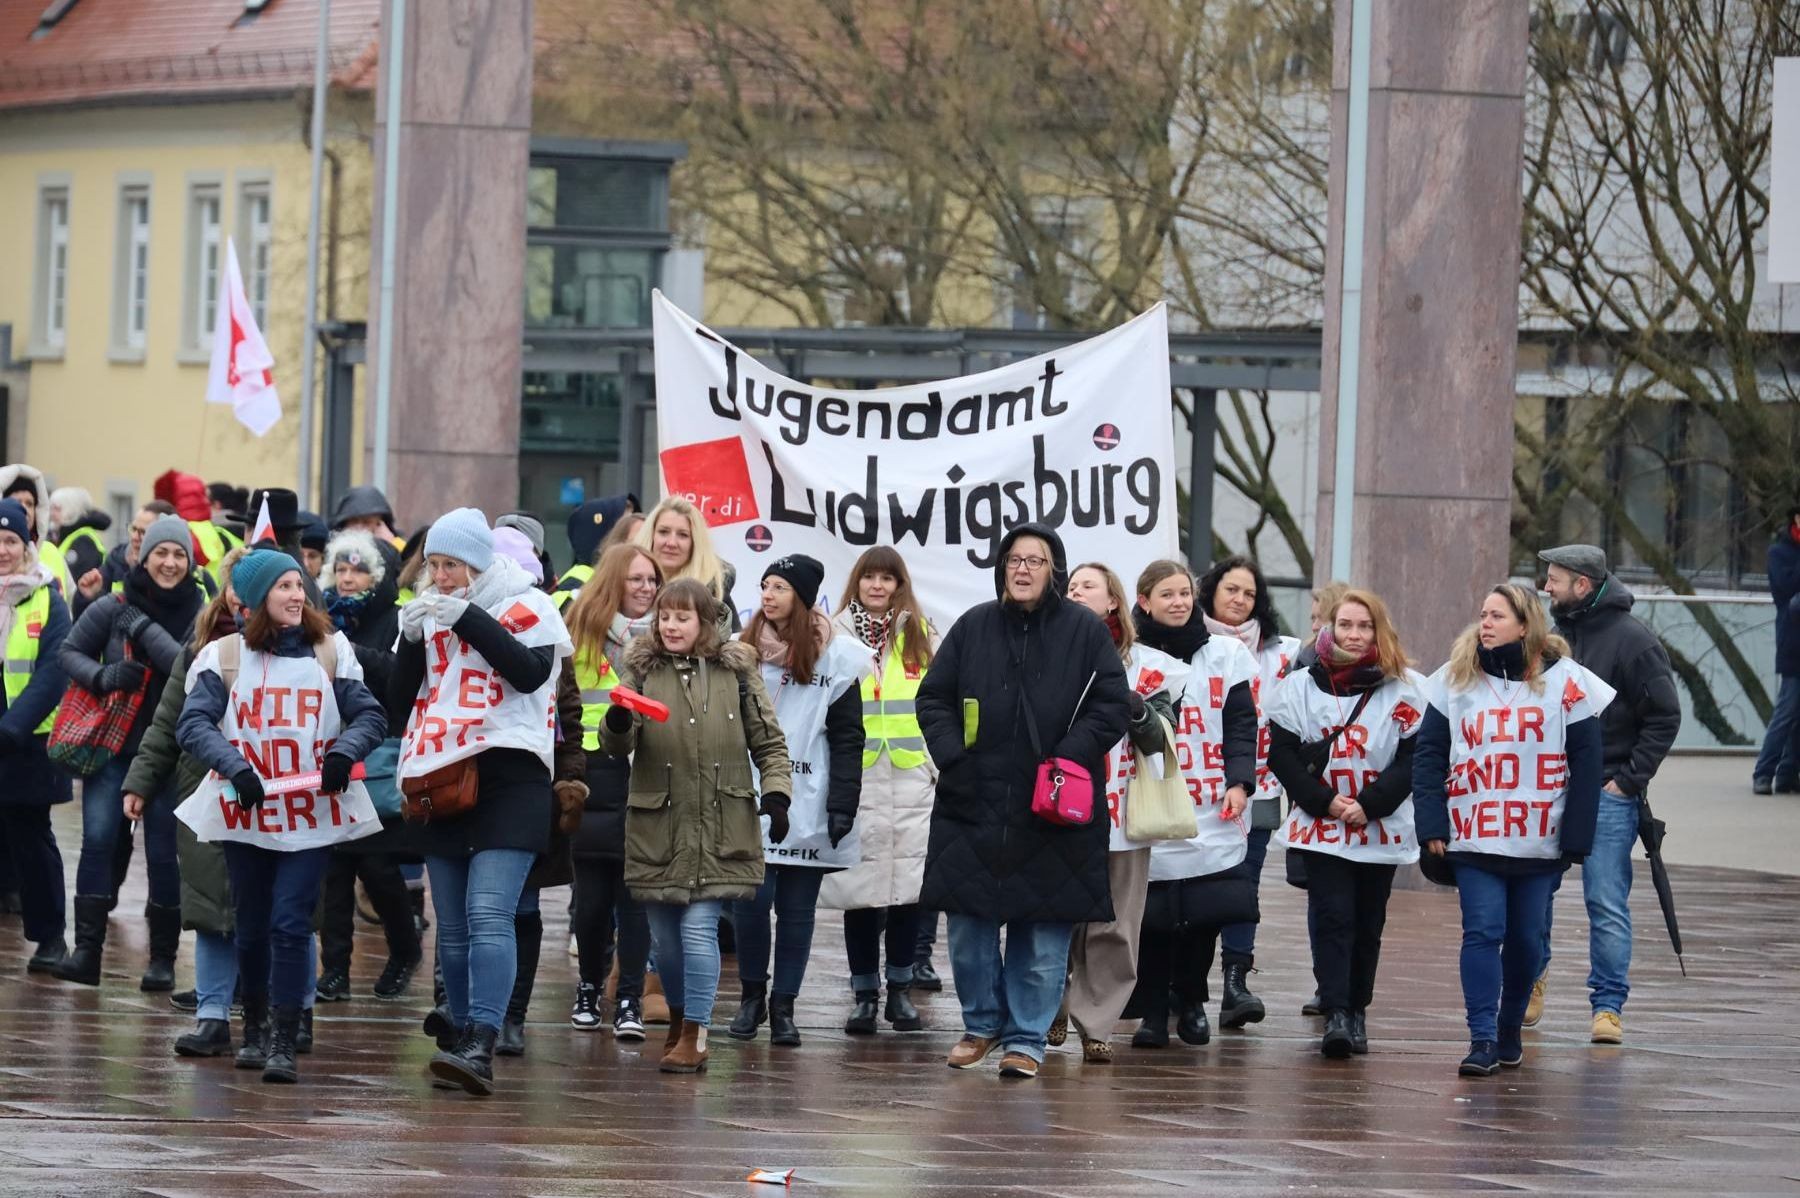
769,993,801,1046
297,1008,314,1054
235,997,270,1069
1176,998,1211,1045
1219,961,1266,1029
728,981,768,1040
174,1018,233,1058
1348,1009,1368,1055
430,1023,499,1096
53,895,110,986
885,985,922,1031
27,936,66,974
497,910,542,1058
423,1005,459,1050
140,902,181,992
263,1007,301,1083
844,989,879,1035
1321,1010,1354,1059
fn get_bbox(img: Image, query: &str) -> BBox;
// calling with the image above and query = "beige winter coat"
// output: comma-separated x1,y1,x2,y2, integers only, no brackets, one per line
818,610,938,911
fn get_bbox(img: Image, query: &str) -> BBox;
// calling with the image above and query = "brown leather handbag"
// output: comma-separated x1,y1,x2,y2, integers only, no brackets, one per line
400,759,479,824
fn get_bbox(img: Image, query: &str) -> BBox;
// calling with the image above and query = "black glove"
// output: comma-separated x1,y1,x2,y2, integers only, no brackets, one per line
118,606,152,641
1125,690,1147,721
231,768,267,810
828,810,855,848
760,794,790,844
319,753,354,795
604,704,635,734
97,660,149,694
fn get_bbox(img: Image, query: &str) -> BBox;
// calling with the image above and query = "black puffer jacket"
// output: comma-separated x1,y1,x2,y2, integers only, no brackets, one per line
1551,575,1681,797
916,524,1131,923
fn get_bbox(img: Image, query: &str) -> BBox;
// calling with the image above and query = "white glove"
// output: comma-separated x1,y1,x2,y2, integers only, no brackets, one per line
399,597,433,643
430,593,470,628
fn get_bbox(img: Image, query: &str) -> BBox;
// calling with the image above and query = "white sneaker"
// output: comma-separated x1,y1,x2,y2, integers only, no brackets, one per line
570,983,603,1031
613,997,647,1042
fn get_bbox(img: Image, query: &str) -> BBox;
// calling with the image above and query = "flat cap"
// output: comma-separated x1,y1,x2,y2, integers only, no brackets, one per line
1538,543,1608,581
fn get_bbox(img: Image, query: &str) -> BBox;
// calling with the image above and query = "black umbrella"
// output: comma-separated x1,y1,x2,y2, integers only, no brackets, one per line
1637,799,1686,977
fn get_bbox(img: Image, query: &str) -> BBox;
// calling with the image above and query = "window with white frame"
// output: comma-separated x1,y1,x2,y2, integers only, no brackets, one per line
37,188,70,351
115,186,151,352
185,184,222,351
239,183,271,328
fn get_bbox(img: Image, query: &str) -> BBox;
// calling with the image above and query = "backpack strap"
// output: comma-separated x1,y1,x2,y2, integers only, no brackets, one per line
216,634,243,694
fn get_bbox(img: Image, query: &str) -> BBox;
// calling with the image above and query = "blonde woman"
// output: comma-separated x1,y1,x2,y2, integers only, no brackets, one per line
634,497,738,635
1413,583,1613,1078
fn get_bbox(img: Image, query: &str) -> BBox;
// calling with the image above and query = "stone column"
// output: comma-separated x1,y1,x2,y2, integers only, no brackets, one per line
366,0,533,524
1315,0,1528,667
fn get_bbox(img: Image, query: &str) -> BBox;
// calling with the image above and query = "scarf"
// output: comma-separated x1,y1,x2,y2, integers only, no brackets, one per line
606,610,656,659
425,554,535,612
325,589,376,633
755,609,831,666
1132,604,1209,662
847,599,896,657
1477,640,1528,681
1315,627,1386,693
1202,612,1262,655
124,565,204,647
1103,610,1126,648
0,563,52,653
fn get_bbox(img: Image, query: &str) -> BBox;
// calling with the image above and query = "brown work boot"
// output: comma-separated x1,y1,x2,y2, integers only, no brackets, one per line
1523,968,1548,1027
998,1051,1039,1078
1591,1011,1623,1044
660,1020,710,1073
946,1034,996,1069
663,1006,685,1053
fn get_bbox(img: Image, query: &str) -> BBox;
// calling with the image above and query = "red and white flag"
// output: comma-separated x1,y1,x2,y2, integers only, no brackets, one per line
206,237,281,436
249,495,275,546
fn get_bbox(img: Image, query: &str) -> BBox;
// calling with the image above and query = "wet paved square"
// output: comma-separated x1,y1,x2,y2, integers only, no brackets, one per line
3,805,1798,1196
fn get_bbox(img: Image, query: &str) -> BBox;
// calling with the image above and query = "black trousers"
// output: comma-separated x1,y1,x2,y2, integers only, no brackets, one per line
1129,922,1222,1016
571,855,650,1000
844,903,921,987
320,851,419,973
1303,851,1397,1014
0,805,63,944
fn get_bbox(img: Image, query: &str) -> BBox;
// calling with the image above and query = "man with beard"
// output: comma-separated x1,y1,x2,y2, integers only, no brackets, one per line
1536,544,1681,1045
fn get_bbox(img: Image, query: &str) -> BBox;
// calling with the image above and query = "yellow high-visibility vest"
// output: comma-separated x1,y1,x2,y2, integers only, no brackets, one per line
57,526,106,571
862,632,928,770
551,564,593,612
37,540,73,600
3,586,57,734
573,642,619,752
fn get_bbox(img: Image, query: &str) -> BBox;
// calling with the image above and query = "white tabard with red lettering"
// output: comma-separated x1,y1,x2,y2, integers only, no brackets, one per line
1422,657,1616,860
1102,644,1191,852
399,588,573,780
1252,636,1302,803
1149,636,1259,882
175,632,380,850
1269,669,1425,865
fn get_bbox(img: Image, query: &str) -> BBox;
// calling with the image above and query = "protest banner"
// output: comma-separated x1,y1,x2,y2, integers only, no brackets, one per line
651,292,1179,623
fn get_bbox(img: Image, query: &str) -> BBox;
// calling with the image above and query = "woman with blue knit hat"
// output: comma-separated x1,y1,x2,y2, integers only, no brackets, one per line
175,548,388,1085
387,508,573,1096
55,513,208,991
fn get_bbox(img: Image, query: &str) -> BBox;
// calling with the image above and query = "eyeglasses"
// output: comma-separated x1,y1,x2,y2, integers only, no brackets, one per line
1005,555,1049,572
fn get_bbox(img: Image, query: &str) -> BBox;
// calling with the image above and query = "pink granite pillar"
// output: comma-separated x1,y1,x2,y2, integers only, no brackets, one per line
1315,0,1529,667
366,0,533,525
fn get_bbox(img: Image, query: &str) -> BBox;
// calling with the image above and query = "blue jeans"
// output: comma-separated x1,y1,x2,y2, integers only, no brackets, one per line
222,843,331,1010
1543,790,1638,1014
194,929,238,1023
1454,861,1559,1041
426,849,535,1029
644,899,725,1025
1755,674,1800,784
1220,824,1270,964
77,755,179,906
946,915,1075,1064
730,864,825,996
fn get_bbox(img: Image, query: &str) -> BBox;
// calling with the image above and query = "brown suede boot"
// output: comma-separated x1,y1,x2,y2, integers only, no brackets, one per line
662,1006,685,1053
660,1020,710,1073
643,971,672,1026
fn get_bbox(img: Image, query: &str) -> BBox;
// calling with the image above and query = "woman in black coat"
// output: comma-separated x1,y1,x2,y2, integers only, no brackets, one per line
915,523,1130,1079
55,514,205,990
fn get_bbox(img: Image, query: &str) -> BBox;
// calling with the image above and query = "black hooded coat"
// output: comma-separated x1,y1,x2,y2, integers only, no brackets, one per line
916,524,1131,923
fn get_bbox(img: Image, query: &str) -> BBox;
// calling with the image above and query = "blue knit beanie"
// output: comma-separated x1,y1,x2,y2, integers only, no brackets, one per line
424,507,494,573
232,549,303,613
0,498,30,544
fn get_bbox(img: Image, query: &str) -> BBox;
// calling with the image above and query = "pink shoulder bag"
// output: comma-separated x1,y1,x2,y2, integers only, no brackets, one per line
1022,673,1098,827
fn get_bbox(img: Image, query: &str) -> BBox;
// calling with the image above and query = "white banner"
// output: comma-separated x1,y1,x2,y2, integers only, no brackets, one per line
651,292,1179,624
1775,58,1800,283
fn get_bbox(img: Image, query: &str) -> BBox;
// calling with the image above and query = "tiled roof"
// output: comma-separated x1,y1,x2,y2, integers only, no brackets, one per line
0,0,381,111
